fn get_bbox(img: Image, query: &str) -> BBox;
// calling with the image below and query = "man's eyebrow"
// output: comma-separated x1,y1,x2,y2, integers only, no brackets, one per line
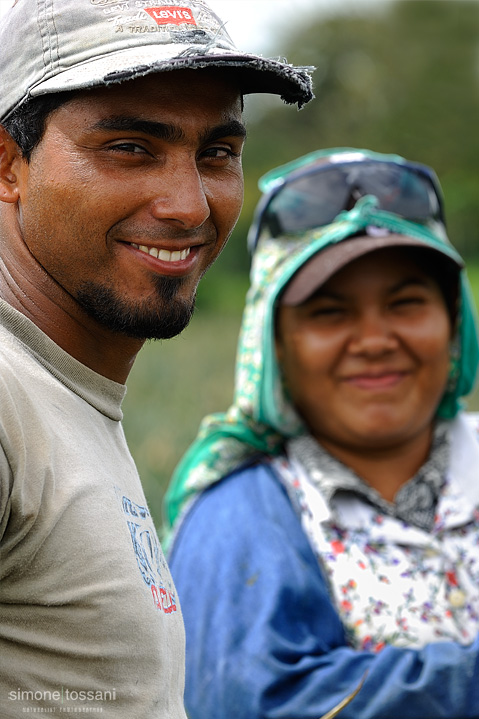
91,116,186,142
200,120,247,144
90,116,247,144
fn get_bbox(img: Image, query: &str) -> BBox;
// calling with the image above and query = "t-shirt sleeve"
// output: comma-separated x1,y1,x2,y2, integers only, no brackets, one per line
0,445,12,545
169,463,479,719
0,376,20,547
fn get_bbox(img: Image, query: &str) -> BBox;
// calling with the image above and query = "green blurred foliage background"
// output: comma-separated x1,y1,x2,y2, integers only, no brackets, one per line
122,0,479,528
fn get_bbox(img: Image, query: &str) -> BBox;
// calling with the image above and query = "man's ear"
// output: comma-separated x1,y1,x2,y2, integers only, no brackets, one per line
0,126,25,203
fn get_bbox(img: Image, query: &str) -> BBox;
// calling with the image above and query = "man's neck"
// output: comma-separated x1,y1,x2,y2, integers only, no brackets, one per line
0,248,143,384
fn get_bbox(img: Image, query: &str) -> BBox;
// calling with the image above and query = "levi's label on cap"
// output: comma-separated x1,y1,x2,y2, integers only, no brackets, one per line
144,7,197,25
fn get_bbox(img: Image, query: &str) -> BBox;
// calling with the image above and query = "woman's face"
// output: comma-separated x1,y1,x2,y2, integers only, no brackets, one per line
276,247,453,454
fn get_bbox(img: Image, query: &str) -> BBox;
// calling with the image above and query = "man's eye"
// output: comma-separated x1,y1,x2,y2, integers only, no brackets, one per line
109,142,148,154
201,147,239,160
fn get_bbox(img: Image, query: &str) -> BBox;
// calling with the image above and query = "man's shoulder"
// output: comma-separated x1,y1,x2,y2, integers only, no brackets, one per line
0,323,41,395
0,316,36,369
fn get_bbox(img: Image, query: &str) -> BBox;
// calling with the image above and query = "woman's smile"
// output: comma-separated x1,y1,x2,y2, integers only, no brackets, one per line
342,369,409,390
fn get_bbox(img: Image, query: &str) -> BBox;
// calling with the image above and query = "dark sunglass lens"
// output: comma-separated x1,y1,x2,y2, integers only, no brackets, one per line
260,162,440,238
354,164,440,221
265,167,350,234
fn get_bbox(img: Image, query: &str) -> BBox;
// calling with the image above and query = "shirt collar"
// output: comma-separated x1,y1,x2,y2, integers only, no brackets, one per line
287,422,450,532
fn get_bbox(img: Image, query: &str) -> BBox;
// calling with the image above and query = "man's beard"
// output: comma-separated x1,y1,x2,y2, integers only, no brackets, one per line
76,275,195,340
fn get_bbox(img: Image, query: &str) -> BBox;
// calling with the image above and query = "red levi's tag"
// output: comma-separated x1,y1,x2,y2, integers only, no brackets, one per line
144,7,197,26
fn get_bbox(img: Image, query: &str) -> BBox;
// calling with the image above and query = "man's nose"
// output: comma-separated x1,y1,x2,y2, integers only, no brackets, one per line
149,161,210,230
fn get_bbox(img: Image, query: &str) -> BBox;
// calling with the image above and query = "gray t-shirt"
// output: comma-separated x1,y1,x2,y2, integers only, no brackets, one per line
0,300,186,718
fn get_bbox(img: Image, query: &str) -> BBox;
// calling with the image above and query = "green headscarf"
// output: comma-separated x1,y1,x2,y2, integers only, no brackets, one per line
163,152,479,546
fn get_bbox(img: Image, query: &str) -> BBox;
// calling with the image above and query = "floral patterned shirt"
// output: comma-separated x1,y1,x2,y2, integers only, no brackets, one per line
274,413,479,652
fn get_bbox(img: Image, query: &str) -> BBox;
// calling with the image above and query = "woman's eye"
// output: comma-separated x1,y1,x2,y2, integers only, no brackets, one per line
310,305,345,318
390,296,425,309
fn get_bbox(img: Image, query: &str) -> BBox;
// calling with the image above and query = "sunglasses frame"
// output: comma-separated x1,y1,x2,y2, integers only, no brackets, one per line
247,153,446,253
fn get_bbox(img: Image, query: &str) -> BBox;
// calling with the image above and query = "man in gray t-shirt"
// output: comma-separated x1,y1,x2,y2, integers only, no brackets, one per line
0,1,312,716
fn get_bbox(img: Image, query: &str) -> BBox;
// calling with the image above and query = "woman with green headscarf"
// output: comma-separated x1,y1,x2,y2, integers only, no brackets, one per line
165,149,479,719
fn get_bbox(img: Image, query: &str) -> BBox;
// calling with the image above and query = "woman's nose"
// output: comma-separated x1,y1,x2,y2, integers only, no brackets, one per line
348,310,399,356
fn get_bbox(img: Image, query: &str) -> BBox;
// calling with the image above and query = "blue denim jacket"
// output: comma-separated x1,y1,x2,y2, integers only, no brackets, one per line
169,461,479,719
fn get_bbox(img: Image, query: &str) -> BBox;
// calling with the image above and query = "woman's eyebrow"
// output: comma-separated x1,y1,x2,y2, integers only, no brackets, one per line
304,288,346,304
389,276,431,293
303,276,431,305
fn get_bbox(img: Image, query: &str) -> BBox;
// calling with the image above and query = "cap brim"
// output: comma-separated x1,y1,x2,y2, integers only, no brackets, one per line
30,45,314,108
281,233,464,306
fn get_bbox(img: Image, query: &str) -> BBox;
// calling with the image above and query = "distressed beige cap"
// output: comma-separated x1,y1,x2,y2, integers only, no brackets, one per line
0,0,314,122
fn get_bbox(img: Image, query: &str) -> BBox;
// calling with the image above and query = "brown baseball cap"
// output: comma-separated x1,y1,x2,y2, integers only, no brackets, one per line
280,229,464,306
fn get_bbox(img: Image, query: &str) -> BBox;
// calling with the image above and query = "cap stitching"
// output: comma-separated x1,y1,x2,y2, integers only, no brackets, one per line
48,0,61,71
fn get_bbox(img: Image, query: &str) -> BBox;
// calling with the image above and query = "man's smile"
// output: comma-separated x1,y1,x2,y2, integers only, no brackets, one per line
122,240,202,278
130,243,192,262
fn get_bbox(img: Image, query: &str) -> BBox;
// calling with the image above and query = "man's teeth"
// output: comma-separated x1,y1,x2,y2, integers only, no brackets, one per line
130,244,191,262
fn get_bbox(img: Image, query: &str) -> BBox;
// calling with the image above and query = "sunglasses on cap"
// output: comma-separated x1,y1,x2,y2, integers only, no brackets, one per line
247,150,446,252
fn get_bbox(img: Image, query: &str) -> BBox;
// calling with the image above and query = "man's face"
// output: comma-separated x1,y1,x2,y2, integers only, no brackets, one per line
15,70,245,340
